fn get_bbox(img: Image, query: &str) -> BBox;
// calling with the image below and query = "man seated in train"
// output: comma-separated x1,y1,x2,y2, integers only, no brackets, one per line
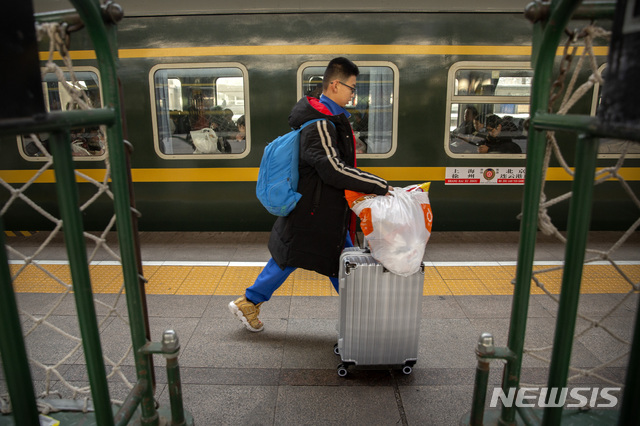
235,115,246,141
478,114,522,154
450,106,486,152
453,105,480,135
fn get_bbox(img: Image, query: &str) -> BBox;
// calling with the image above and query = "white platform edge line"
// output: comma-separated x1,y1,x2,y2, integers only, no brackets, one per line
7,260,640,267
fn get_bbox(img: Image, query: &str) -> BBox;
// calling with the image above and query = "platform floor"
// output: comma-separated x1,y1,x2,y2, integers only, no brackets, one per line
1,231,639,425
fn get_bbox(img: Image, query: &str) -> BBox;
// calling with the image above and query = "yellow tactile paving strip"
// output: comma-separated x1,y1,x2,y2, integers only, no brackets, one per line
8,262,639,296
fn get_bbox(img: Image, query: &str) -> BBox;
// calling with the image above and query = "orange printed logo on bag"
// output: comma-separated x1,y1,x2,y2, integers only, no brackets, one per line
359,207,374,236
422,204,433,233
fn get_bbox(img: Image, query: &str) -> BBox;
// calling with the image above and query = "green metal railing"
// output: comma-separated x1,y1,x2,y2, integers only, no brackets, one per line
0,1,191,425
0,218,40,426
465,0,640,424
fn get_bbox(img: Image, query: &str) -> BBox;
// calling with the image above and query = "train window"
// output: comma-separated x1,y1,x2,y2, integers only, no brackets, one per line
446,62,532,158
149,63,249,159
298,61,399,158
18,67,105,161
592,64,640,158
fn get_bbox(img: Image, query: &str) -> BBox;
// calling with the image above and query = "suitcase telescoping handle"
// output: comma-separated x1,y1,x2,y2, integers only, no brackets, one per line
342,246,368,275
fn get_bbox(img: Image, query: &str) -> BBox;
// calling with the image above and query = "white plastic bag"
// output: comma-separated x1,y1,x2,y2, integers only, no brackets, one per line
191,128,220,154
346,183,433,276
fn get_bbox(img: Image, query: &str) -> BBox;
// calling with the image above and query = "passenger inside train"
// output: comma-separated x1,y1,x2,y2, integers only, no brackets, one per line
450,106,486,148
477,114,522,154
453,106,481,135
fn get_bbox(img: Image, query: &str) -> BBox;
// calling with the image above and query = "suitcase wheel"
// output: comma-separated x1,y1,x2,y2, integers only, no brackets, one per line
337,364,349,377
333,343,340,356
402,365,413,375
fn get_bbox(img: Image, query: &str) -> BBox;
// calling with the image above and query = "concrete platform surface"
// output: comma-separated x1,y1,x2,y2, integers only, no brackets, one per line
1,231,638,425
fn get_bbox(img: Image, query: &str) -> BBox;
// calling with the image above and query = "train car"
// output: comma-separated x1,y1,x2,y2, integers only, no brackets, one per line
1,0,637,232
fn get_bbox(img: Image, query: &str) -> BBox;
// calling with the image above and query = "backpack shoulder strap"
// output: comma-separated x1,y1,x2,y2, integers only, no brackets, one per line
298,118,335,130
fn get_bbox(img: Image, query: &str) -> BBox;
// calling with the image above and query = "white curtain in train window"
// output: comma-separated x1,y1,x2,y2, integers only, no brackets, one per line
366,67,393,154
154,70,174,154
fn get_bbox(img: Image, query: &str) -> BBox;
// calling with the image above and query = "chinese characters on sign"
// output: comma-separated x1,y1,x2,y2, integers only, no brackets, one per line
445,167,526,185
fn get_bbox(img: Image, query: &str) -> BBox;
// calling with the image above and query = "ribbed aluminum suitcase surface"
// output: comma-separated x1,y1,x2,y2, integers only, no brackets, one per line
337,248,423,368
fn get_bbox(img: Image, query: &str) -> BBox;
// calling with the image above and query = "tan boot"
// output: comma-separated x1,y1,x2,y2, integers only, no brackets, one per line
228,296,264,332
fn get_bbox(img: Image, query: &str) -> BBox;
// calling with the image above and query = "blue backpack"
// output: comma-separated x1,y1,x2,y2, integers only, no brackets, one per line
256,118,332,216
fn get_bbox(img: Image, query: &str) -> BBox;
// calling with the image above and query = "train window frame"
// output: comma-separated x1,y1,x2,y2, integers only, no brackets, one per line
297,61,399,159
149,63,250,160
445,61,532,159
17,66,106,162
591,63,640,159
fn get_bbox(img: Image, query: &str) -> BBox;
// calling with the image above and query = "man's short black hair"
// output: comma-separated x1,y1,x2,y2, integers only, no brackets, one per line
485,114,502,130
323,57,359,90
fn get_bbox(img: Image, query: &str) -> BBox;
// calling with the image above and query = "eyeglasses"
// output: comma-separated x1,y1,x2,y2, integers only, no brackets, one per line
336,80,356,94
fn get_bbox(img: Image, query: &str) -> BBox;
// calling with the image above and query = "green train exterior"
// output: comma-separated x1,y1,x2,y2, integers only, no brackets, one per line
1,1,637,232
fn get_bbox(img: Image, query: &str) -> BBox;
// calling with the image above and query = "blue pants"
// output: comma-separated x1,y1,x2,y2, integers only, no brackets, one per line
245,233,353,304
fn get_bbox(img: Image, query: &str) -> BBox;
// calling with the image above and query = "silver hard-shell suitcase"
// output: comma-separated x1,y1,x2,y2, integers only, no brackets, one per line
335,247,424,376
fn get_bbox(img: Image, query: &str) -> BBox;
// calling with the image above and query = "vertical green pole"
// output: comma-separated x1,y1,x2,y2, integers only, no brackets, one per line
162,330,185,425
166,356,186,425
542,134,599,424
0,218,40,426
499,1,581,424
500,126,547,424
49,130,114,426
69,1,158,423
470,359,490,425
